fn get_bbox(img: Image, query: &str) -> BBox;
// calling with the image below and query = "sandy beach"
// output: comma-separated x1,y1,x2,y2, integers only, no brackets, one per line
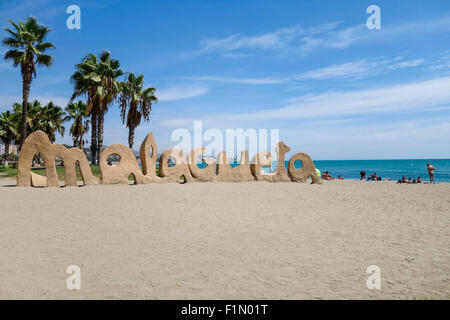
0,178,449,299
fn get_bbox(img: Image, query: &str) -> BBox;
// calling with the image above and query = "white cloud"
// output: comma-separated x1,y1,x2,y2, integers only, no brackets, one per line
279,76,450,120
188,14,450,59
189,76,287,85
188,56,426,85
161,76,450,127
300,24,366,52
295,60,371,80
197,26,303,54
219,52,253,58
301,15,450,53
189,21,364,57
157,85,208,102
187,22,341,58
295,57,425,80
428,52,450,71
386,59,425,70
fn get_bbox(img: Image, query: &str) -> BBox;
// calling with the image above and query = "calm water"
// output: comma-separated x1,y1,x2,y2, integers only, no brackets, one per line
269,159,450,182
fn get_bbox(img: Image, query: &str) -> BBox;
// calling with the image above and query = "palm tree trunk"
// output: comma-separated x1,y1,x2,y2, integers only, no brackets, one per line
73,117,80,148
3,141,10,161
97,108,105,164
90,112,98,165
128,125,135,150
19,69,32,151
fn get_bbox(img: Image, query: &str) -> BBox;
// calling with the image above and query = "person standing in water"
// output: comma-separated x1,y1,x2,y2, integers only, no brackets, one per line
426,163,435,183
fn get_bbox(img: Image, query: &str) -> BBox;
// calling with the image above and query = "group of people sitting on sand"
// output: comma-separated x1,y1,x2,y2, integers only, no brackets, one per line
397,176,424,184
323,170,385,181
321,171,344,181
359,171,386,181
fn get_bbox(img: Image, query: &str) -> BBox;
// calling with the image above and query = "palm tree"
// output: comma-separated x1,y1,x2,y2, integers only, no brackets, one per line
0,110,18,162
11,100,65,143
2,16,55,150
119,73,157,149
65,101,90,148
39,101,65,143
11,100,38,138
70,53,100,163
71,50,123,164
28,100,43,132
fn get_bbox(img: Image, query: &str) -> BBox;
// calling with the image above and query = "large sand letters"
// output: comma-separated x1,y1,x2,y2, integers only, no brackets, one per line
100,145,149,184
17,130,98,187
288,152,322,184
159,148,195,182
17,131,322,187
100,133,162,184
272,141,292,182
216,150,254,182
139,132,160,180
188,147,216,182
248,141,321,183
250,151,274,182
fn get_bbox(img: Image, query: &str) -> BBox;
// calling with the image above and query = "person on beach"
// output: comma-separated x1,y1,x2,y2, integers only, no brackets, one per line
322,171,335,181
360,171,366,180
368,173,378,181
427,163,435,183
337,175,344,180
416,177,423,184
398,176,407,183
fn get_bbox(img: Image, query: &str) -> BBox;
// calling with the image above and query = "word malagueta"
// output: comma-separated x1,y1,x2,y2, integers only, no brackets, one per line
17,130,321,187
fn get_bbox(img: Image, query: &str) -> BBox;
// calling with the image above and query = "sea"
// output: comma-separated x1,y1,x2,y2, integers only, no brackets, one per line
261,159,450,182
159,158,450,182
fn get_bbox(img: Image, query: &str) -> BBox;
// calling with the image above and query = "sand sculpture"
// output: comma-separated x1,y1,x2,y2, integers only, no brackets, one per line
288,152,321,184
216,150,255,182
30,171,48,187
17,130,99,187
250,151,273,182
139,132,160,180
272,141,292,182
100,144,151,184
159,148,195,182
188,147,216,181
250,142,294,183
99,132,162,184
17,130,322,187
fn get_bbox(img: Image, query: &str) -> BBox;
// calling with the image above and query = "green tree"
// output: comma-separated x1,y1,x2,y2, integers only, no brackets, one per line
119,73,157,149
65,101,90,148
71,50,123,164
39,101,65,143
2,16,55,149
11,100,65,143
0,110,18,162
11,101,37,140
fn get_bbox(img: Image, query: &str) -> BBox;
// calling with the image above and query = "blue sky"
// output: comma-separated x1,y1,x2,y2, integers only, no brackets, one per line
1,0,450,160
